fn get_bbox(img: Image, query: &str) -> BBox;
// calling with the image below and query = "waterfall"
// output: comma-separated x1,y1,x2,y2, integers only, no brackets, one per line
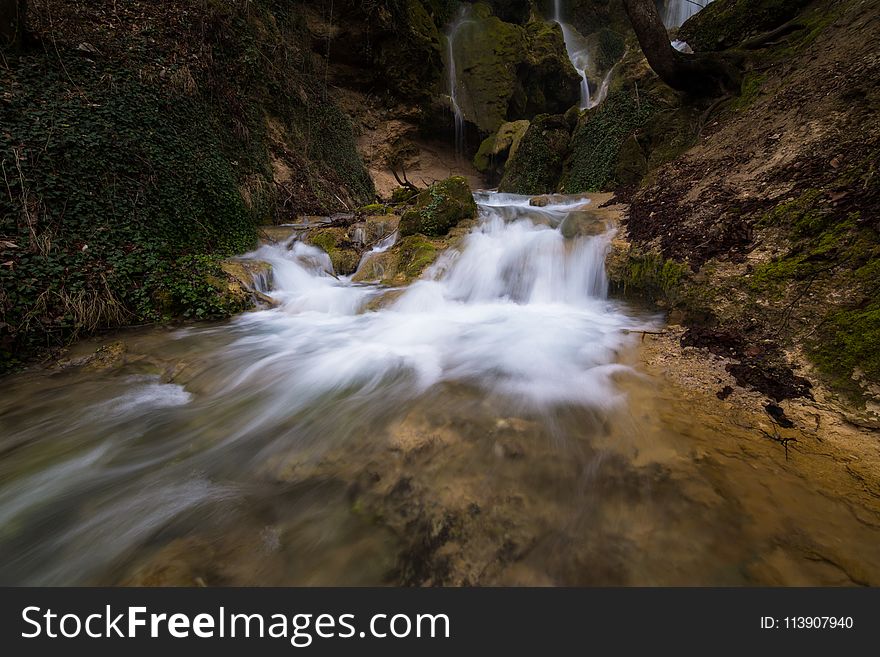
446,9,470,158
660,0,714,29
552,1,592,109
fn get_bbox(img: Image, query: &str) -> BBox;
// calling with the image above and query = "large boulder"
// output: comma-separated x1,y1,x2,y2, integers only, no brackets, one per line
511,18,584,119
398,177,478,238
473,120,530,183
448,5,581,135
498,114,571,195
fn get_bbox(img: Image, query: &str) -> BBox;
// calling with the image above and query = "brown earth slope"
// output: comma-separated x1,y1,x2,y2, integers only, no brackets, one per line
616,0,880,428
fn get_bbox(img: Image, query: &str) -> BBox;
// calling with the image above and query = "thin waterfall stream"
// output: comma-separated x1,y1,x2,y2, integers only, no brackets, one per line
2,193,879,586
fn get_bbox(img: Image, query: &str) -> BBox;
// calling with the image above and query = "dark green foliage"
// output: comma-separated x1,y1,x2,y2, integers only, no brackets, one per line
0,0,373,371
156,255,251,320
593,28,626,72
561,90,655,193
498,114,571,195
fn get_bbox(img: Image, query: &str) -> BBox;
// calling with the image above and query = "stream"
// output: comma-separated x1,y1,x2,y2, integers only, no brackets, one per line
2,193,879,586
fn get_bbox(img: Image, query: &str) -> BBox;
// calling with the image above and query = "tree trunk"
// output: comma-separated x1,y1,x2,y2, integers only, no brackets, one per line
0,0,27,50
622,0,740,96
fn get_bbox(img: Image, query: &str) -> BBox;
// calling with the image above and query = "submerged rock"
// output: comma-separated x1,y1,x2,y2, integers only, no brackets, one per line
398,177,478,238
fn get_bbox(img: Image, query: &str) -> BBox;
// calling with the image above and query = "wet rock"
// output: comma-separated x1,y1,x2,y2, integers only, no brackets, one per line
449,7,580,135
560,209,608,239
220,260,276,307
363,215,400,244
352,235,439,285
305,227,361,276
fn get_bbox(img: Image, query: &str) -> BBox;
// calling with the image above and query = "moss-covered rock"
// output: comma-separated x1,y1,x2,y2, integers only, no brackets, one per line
307,228,362,276
448,5,580,136
498,114,571,195
220,260,277,307
352,234,440,285
473,120,530,182
512,18,583,119
678,0,812,52
606,245,690,305
451,6,526,134
398,177,478,238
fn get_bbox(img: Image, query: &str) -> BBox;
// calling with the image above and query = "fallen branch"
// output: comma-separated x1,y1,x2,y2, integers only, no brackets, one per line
391,165,419,193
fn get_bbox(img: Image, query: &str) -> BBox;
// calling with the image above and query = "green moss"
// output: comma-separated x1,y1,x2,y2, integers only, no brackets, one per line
746,183,880,403
397,235,439,280
610,250,690,304
809,301,880,403
561,90,656,193
308,228,361,275
398,177,477,238
449,9,525,133
730,72,767,112
759,190,834,238
474,120,530,174
358,203,390,216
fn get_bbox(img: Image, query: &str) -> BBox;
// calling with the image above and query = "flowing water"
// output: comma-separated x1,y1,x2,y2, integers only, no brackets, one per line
2,193,880,586
445,9,472,158
553,0,593,109
660,0,714,29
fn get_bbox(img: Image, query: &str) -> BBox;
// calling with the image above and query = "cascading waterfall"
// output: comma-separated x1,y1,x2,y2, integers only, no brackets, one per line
552,0,592,109
446,9,470,158
660,0,714,29
0,193,648,584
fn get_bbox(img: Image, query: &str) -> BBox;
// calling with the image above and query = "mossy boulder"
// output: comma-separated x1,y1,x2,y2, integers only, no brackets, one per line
613,135,649,188
512,18,583,119
220,260,277,307
451,6,526,134
678,0,812,52
307,227,361,276
474,120,530,182
352,235,440,285
498,114,571,195
398,177,478,238
449,5,580,135
364,215,401,244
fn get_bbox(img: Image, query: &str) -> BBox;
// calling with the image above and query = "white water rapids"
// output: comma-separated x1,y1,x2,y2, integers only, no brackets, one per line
0,193,650,585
